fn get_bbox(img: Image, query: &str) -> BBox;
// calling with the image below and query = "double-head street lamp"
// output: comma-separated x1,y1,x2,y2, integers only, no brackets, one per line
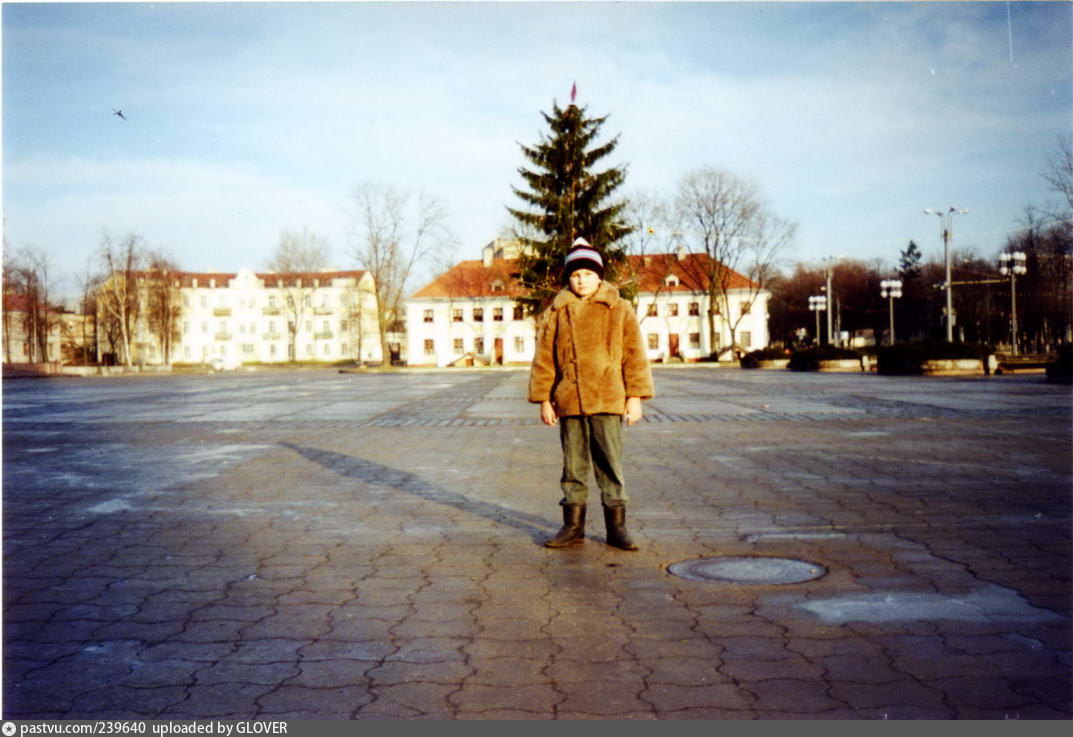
998,250,1027,355
808,294,827,345
924,207,969,342
879,279,903,345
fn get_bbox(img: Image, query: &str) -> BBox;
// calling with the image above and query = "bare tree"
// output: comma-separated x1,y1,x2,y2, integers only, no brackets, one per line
617,190,675,304
97,233,145,367
673,167,796,355
145,251,183,365
1043,133,1073,216
349,181,454,364
5,246,61,363
73,255,101,365
266,226,331,362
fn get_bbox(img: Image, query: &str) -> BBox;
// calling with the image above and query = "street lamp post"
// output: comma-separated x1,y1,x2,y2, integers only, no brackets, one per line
924,207,968,342
879,279,903,346
808,295,827,345
998,251,1027,355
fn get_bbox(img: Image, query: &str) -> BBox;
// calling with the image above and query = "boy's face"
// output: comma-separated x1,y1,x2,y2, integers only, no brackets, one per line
568,268,601,298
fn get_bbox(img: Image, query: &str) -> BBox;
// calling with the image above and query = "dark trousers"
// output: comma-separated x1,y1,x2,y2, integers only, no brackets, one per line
559,414,628,508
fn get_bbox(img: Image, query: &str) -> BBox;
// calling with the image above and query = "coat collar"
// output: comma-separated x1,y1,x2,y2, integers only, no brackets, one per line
551,281,620,310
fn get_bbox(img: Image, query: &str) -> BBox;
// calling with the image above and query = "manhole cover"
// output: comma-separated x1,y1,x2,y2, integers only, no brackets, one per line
668,556,826,585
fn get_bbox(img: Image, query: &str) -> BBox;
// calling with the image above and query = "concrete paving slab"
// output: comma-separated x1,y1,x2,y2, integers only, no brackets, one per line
3,366,1070,719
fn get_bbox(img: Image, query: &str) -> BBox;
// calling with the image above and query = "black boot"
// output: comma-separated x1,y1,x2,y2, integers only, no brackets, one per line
545,504,586,548
603,505,639,551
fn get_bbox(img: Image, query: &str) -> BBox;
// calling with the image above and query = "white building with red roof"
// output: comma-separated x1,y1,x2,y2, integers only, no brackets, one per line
406,239,532,367
405,240,770,368
93,268,381,367
172,268,381,366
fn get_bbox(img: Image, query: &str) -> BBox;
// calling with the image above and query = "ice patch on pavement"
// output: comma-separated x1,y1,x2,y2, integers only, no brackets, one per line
797,585,1067,624
746,531,847,543
87,499,134,515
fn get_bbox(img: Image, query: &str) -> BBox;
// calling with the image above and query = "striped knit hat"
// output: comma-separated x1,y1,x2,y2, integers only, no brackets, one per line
562,237,605,281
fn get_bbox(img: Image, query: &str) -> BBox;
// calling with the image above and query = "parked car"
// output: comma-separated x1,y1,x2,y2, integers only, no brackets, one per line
208,356,241,372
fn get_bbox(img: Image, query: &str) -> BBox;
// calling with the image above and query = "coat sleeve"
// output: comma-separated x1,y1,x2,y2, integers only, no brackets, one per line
528,310,558,403
621,306,655,400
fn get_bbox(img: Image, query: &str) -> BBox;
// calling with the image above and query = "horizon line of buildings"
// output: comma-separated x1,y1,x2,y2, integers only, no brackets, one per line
2,238,771,368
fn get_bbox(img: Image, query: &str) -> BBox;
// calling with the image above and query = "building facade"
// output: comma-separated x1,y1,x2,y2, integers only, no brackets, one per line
405,240,533,368
405,240,771,368
97,268,382,366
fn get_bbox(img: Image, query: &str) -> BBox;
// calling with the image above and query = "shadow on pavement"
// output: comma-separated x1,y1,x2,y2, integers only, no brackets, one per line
280,441,555,545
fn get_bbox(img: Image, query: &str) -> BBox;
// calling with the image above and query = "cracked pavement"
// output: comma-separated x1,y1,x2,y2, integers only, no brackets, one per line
3,366,1071,719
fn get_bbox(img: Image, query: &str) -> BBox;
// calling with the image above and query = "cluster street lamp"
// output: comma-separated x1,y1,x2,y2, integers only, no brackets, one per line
808,294,827,345
998,251,1027,355
879,279,903,345
924,207,969,342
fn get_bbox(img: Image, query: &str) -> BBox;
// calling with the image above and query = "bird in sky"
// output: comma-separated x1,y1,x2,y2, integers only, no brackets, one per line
112,109,127,121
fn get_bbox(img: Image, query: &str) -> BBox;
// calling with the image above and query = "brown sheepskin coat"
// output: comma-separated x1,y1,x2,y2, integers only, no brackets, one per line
528,281,655,417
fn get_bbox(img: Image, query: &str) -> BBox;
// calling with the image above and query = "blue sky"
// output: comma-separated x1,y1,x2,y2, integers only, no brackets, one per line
3,1,1071,298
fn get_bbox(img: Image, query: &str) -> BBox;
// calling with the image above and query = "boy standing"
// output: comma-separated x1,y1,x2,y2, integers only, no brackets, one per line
528,238,655,550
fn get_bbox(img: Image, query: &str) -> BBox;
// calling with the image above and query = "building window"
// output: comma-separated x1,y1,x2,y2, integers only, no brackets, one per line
513,306,524,320
646,304,658,317
690,333,701,348
689,302,700,316
473,307,484,322
454,338,464,353
453,309,463,322
514,337,524,353
669,303,679,317
340,320,348,333
424,339,435,355
740,331,752,349
323,343,330,356
475,338,484,354
740,301,752,315
200,296,208,308
493,308,503,322
648,334,659,350
201,322,208,334
424,309,434,323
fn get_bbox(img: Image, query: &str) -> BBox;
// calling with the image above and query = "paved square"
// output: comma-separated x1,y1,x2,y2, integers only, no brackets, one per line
3,366,1071,719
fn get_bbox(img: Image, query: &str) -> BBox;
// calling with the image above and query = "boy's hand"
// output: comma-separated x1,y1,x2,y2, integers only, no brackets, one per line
540,400,559,426
624,397,643,426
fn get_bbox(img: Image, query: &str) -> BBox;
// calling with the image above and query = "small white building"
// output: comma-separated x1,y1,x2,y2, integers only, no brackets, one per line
405,240,770,367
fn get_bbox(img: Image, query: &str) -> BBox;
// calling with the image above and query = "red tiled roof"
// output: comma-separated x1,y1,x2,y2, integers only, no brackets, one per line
410,252,759,300
623,253,759,293
411,259,525,299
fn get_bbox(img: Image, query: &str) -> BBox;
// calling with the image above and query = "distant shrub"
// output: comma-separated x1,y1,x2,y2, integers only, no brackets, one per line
740,347,791,369
1046,343,1073,384
788,346,861,372
876,341,991,375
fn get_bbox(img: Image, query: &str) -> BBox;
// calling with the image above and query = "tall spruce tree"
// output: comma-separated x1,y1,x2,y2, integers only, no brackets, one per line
508,100,632,315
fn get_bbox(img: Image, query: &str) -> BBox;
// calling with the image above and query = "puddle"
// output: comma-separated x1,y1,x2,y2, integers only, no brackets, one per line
797,585,1067,624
